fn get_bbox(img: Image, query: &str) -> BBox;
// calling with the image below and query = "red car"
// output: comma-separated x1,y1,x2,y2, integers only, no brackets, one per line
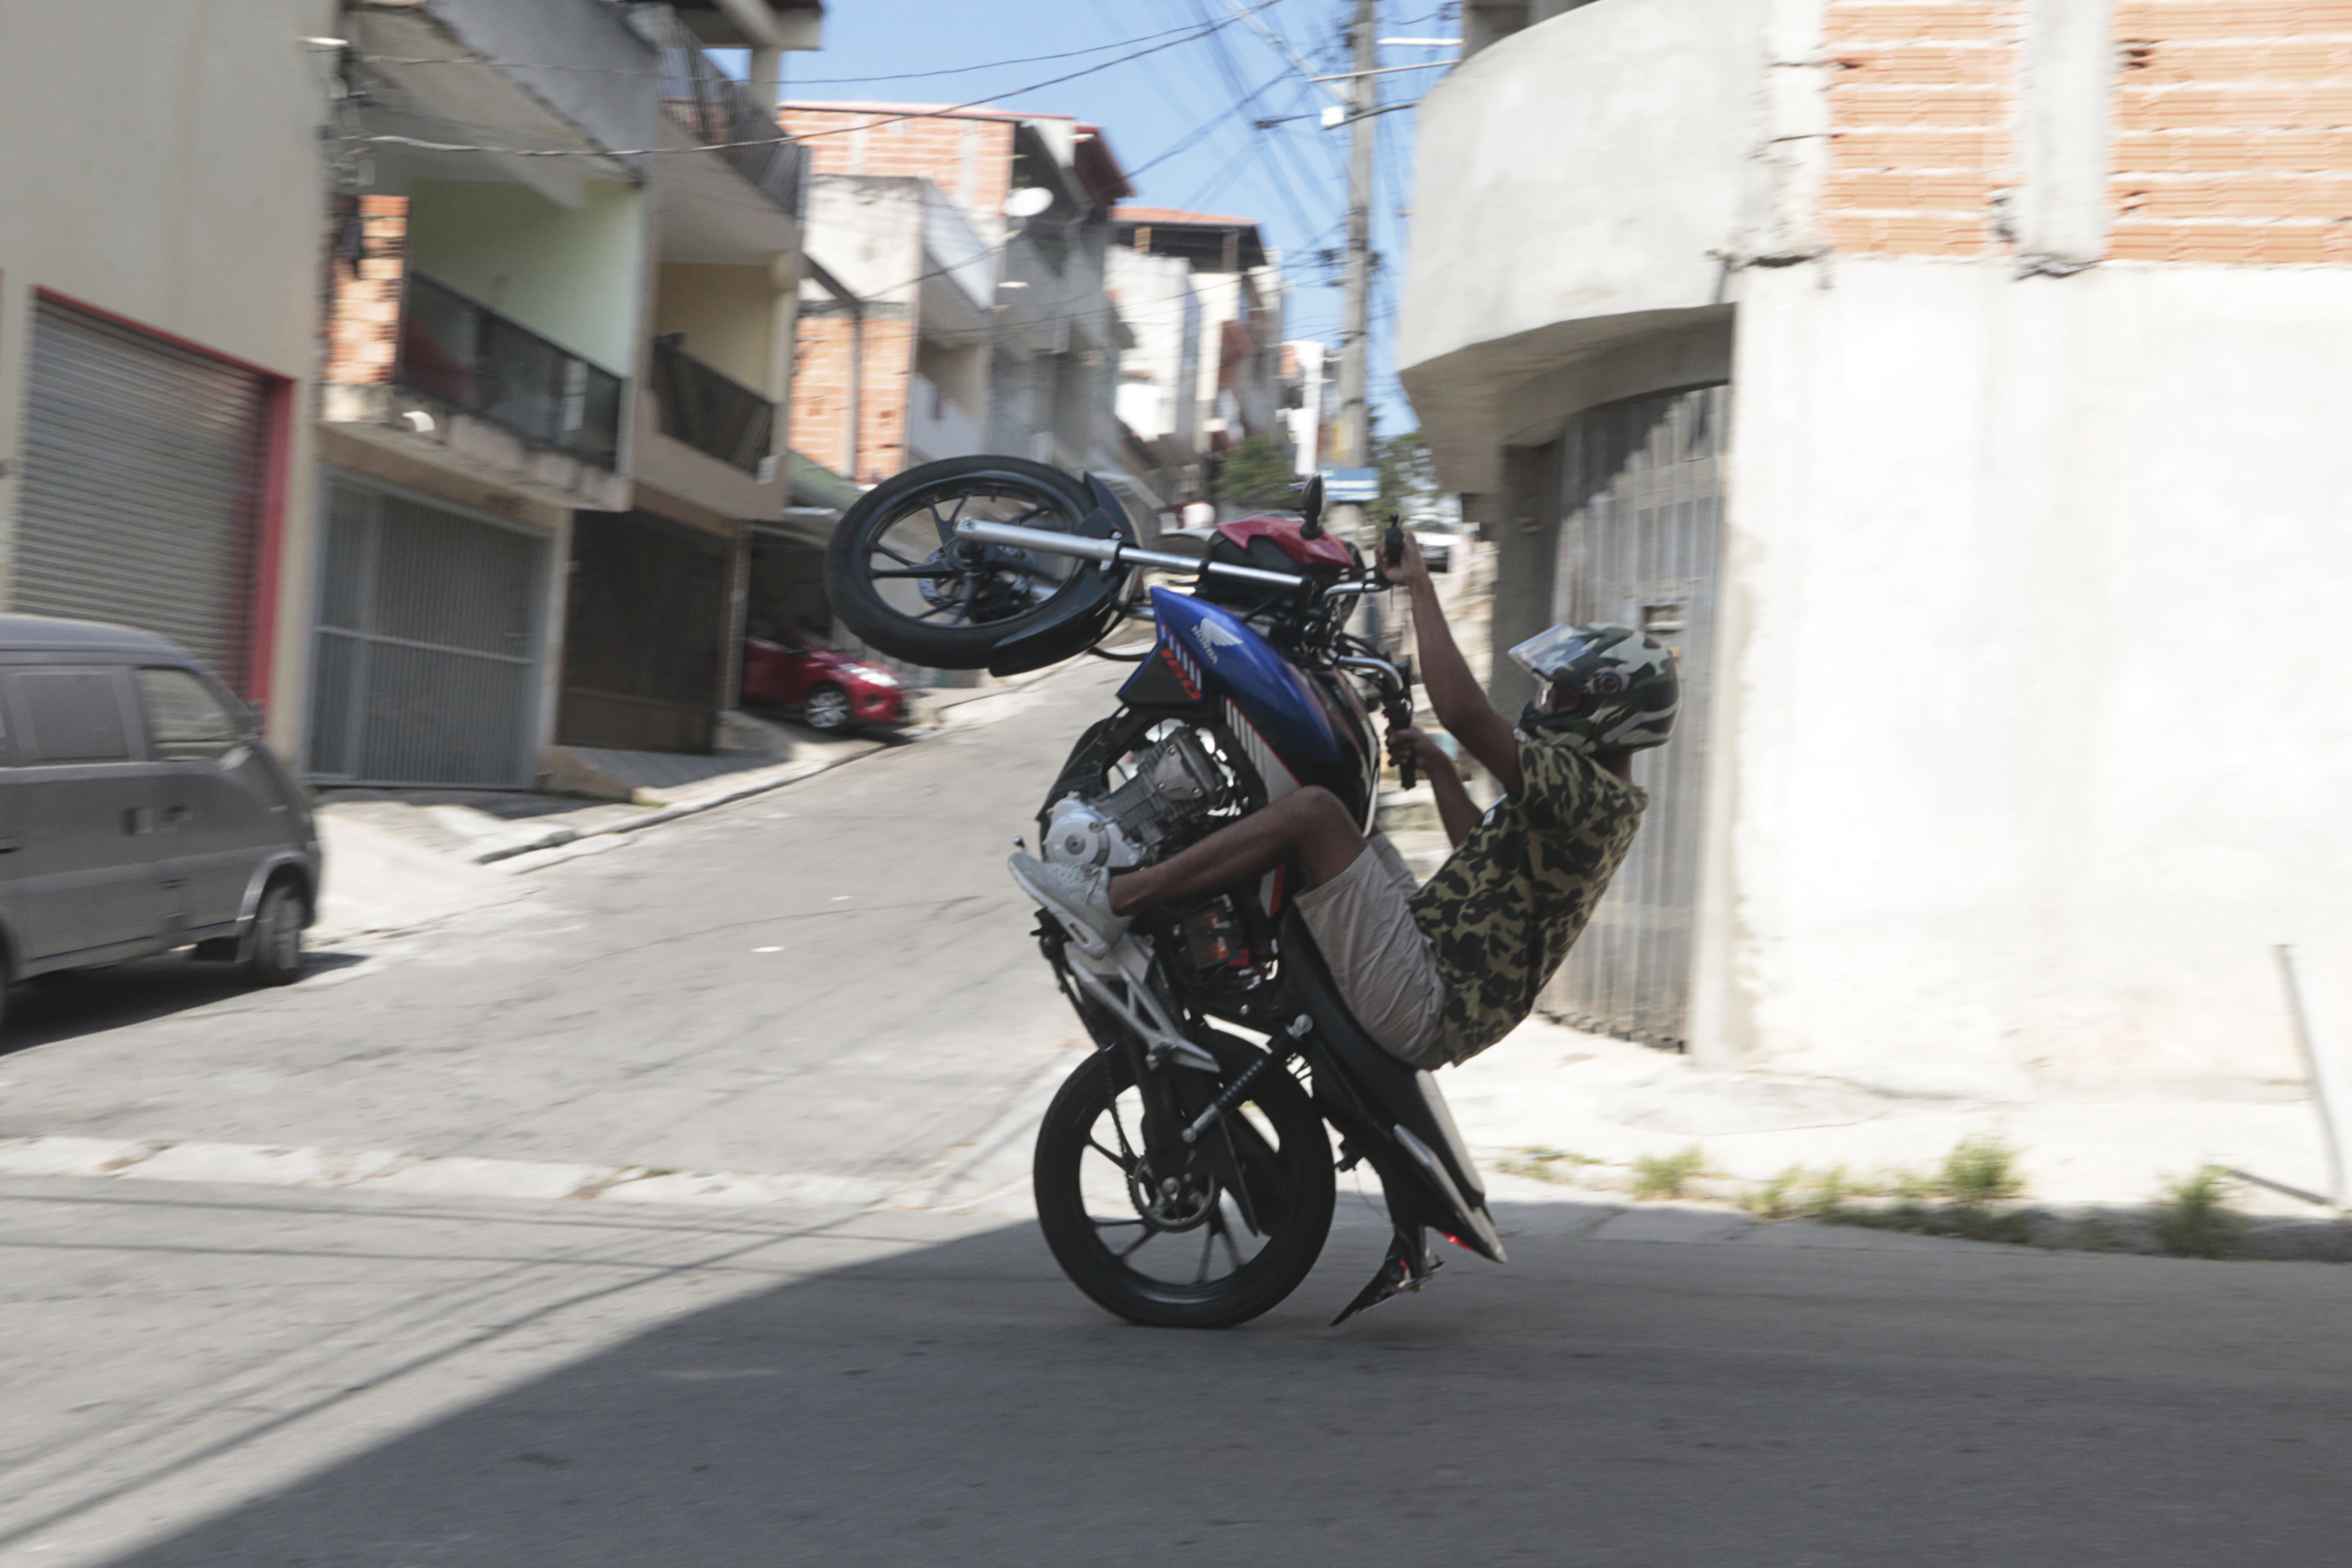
741,622,908,733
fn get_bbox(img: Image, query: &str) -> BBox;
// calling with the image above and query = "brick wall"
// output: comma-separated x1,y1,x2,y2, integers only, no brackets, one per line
781,106,1017,218
1821,1,2024,257
788,312,914,484
324,194,408,385
2110,0,2352,261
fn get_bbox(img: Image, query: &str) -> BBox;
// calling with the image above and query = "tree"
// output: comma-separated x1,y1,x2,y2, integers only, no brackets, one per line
1371,428,1441,522
1210,434,1299,514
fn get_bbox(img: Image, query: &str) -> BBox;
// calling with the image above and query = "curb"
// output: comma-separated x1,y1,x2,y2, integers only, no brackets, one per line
471,748,878,871
469,666,1076,871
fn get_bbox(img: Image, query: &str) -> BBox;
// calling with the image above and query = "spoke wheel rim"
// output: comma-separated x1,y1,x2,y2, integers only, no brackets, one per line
1074,1079,1283,1294
857,479,1079,634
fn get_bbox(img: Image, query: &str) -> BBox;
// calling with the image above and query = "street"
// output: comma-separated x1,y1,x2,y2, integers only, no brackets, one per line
0,667,1118,1197
2,661,2348,1566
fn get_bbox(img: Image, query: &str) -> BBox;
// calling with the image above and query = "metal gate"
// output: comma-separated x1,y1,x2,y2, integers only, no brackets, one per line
306,476,549,787
1545,383,1727,1050
12,296,271,688
556,510,729,753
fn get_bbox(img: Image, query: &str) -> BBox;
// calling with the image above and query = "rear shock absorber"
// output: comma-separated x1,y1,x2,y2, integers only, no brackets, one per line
1180,1015,1311,1145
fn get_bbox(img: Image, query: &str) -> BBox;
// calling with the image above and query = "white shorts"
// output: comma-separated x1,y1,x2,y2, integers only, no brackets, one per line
1295,834,1449,1069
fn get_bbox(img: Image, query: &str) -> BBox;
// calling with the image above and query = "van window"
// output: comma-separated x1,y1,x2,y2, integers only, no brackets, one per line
134,668,242,763
12,670,132,763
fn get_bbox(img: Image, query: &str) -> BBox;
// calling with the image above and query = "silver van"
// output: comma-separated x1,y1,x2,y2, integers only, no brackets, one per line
0,615,320,1027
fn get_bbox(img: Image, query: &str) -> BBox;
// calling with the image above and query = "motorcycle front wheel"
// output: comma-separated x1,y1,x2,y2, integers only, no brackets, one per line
1034,1042,1335,1329
822,456,1104,669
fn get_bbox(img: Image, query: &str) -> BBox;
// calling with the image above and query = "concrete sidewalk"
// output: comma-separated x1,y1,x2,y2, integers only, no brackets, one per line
1446,1015,2350,1252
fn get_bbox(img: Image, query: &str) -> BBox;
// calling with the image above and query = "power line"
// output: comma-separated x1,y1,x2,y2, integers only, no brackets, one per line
339,12,1221,85
342,2,1281,160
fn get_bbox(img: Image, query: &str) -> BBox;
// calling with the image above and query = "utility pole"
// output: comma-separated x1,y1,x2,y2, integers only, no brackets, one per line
1330,0,1378,545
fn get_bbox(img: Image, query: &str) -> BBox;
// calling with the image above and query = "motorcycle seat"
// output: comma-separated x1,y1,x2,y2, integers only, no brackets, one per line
1277,906,1487,1209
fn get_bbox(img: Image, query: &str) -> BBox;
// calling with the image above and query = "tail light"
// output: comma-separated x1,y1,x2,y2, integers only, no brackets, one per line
1180,899,1252,971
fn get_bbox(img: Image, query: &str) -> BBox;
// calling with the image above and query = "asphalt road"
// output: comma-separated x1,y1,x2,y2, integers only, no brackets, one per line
4,1178,2347,1567
4,659,2350,1565
0,664,1126,1189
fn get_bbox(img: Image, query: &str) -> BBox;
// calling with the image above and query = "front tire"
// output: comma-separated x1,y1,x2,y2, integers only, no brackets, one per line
823,456,1102,669
1035,1041,1335,1329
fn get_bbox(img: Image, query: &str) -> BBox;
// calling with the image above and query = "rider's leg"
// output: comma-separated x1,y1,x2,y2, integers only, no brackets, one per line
1107,785,1365,916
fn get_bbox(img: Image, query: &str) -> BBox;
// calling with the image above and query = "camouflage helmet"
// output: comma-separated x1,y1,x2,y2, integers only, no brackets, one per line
1507,622,1678,755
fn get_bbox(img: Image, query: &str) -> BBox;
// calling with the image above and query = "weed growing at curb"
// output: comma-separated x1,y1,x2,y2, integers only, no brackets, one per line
1498,1147,1603,1184
1632,1146,1708,1200
2152,1165,2249,1258
1728,1137,2030,1240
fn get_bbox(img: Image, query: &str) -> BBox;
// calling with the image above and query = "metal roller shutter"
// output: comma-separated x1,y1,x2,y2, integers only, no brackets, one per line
307,476,549,788
12,297,270,689
1544,383,1728,1053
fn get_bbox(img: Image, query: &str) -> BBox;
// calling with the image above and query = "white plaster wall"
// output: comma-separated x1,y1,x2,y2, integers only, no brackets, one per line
0,0,335,747
1705,256,2352,1098
1396,0,1764,380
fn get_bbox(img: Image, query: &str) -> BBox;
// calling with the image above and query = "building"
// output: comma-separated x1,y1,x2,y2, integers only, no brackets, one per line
1109,208,1289,516
766,101,1136,642
0,1,333,739
780,103,1136,481
1280,339,1334,478
1400,0,2352,1097
319,0,818,780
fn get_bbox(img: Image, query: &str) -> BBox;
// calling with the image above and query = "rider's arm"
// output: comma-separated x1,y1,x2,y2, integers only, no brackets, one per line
1425,750,1483,848
1388,535,1525,799
1388,727,1482,848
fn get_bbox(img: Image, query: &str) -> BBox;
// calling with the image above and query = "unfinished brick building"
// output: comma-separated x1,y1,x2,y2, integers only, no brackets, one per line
779,101,1134,488
1405,0,2352,1101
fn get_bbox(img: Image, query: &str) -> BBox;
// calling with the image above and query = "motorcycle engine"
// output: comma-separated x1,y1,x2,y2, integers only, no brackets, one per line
1044,726,1229,869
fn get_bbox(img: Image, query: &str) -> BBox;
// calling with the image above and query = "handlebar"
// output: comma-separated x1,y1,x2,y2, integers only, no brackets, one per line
956,515,1419,779
952,517,1380,604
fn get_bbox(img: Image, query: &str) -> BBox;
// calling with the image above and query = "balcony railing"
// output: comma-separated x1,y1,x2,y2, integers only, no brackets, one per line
642,10,808,217
396,273,624,468
651,334,775,474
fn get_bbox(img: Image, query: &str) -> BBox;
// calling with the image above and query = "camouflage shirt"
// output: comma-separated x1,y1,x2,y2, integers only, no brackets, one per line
1406,734,1647,1064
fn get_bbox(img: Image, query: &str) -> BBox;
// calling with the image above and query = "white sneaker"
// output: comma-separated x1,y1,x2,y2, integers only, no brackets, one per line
1008,852,1131,957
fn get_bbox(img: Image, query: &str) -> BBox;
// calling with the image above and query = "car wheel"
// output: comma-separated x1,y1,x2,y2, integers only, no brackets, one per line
247,881,306,987
804,683,853,734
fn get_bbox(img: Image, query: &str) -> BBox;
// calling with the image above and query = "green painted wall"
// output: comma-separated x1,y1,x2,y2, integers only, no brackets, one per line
404,178,643,373
652,263,781,394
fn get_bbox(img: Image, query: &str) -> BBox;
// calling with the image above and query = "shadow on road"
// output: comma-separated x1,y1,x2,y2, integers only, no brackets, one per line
91,1201,2349,1567
1,952,371,1057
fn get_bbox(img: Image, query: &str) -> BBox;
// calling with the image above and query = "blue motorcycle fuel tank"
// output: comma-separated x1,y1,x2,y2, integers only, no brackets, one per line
1122,588,1340,783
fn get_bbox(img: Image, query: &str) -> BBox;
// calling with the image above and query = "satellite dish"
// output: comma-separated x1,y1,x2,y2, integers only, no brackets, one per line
1003,187,1054,219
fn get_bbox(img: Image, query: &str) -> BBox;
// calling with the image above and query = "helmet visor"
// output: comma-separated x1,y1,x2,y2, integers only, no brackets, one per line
1507,623,1590,686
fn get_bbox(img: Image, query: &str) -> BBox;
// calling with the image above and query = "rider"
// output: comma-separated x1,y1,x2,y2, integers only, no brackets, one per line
1009,533,1677,1069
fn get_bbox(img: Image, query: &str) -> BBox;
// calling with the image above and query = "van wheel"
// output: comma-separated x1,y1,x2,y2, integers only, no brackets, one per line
248,882,306,987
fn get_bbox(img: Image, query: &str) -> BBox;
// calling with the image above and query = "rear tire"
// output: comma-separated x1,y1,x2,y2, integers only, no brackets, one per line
1034,1041,1334,1329
823,456,1102,669
247,881,306,987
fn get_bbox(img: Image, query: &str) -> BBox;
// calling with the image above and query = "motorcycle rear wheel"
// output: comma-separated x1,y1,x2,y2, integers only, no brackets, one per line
1034,1041,1334,1329
822,456,1102,669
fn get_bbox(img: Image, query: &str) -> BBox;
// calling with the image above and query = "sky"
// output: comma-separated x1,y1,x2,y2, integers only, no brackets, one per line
741,0,1454,435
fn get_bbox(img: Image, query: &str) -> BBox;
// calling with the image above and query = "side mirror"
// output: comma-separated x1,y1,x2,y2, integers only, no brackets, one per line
1297,473,1326,539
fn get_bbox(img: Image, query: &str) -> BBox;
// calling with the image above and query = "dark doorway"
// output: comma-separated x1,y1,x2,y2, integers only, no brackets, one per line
557,510,731,754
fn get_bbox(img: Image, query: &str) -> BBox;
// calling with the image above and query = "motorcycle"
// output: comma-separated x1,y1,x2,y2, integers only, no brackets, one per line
825,455,1502,1328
